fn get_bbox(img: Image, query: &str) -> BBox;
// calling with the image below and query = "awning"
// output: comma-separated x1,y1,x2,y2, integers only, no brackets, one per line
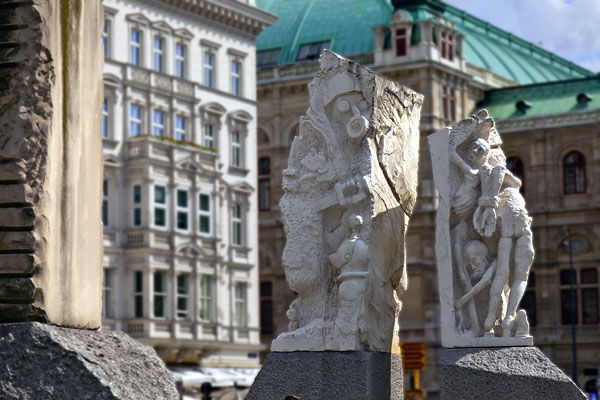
171,367,260,389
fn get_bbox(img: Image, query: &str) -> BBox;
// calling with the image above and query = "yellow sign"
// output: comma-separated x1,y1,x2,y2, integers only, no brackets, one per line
400,341,426,371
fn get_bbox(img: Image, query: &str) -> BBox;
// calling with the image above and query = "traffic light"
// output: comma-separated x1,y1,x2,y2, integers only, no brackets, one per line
400,341,426,370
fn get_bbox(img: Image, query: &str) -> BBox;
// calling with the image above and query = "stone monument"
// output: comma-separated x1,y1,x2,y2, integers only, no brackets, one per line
0,1,178,398
429,110,585,399
248,50,423,399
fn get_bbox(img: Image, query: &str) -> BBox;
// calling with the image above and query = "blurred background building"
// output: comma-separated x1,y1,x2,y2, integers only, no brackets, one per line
254,0,600,398
99,0,275,395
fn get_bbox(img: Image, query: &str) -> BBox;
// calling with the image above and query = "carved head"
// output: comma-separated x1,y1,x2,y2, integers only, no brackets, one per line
466,137,490,167
464,240,488,280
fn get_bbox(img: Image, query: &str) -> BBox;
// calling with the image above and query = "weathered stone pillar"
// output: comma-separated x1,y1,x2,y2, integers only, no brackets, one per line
0,0,103,328
248,50,423,399
0,2,178,398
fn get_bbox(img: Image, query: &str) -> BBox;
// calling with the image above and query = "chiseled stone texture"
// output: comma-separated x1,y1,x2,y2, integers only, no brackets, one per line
273,50,423,353
247,351,403,400
429,110,534,347
440,347,585,400
0,322,179,400
0,0,104,327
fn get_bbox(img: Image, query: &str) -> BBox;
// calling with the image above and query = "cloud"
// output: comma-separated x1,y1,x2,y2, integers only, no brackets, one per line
444,0,600,72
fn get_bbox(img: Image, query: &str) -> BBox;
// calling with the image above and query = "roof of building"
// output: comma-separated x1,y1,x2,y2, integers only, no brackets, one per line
477,75,600,120
255,0,593,84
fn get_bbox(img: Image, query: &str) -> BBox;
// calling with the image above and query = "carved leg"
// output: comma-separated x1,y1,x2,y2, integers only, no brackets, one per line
484,236,512,332
501,231,534,336
452,222,480,336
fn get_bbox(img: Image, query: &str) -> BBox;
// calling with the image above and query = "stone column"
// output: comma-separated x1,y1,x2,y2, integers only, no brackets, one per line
248,50,423,399
0,0,103,328
0,2,178,398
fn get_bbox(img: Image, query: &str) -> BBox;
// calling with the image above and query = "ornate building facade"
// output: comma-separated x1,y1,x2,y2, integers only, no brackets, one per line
255,0,599,397
99,0,276,380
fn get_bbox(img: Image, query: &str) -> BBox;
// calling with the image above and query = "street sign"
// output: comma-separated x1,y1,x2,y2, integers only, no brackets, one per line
400,342,426,370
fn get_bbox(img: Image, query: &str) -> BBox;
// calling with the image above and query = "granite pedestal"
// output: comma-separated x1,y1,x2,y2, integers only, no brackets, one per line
246,351,403,400
440,347,585,400
0,322,179,400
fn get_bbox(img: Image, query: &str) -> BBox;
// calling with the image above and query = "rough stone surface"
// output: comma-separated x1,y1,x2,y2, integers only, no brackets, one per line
273,50,423,353
429,110,534,347
247,351,403,400
440,347,585,400
0,0,104,327
0,322,179,400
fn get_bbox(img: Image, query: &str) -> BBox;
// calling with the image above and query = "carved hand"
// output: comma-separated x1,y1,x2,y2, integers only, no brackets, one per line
473,205,497,237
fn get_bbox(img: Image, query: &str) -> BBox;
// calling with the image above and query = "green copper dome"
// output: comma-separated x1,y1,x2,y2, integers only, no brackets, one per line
256,0,593,85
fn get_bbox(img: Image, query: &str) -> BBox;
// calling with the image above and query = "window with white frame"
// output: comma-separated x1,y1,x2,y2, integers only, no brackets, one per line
130,28,142,66
152,110,165,137
198,275,214,322
102,268,114,318
133,270,143,318
176,189,189,231
441,31,454,61
175,42,186,79
102,98,109,138
103,20,111,58
129,104,142,137
175,115,186,141
153,36,164,73
133,184,142,227
154,185,167,227
442,86,456,121
153,271,167,318
231,60,241,96
204,124,214,149
102,180,109,227
231,131,242,168
199,193,211,235
203,52,214,88
234,282,248,328
177,274,190,319
232,203,243,246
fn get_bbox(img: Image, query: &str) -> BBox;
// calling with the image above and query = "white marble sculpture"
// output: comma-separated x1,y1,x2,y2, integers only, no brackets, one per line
271,50,423,352
429,110,534,347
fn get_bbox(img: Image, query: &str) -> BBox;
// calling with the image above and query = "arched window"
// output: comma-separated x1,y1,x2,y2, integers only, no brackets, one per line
506,156,525,194
563,151,586,194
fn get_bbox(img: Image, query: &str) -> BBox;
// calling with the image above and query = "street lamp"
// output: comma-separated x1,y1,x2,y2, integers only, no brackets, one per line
560,226,578,385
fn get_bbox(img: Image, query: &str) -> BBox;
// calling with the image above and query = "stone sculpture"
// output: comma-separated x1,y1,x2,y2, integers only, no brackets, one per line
429,110,534,347
271,50,423,352
0,2,178,398
0,0,103,327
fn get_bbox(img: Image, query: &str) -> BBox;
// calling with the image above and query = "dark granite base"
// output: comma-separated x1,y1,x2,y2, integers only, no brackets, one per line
0,322,179,400
246,351,403,400
440,347,585,400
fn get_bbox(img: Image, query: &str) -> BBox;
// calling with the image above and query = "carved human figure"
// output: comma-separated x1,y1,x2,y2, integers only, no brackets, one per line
272,50,423,352
430,109,534,346
328,214,369,347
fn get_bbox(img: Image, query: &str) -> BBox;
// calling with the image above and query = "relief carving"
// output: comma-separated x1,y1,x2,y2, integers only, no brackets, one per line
429,110,534,347
272,50,423,352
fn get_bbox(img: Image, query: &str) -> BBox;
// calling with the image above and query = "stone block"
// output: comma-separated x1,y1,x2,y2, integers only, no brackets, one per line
0,184,33,205
247,351,403,400
0,253,37,274
0,322,179,400
0,277,36,301
0,161,26,182
0,0,104,327
439,347,585,400
0,207,35,228
0,231,35,251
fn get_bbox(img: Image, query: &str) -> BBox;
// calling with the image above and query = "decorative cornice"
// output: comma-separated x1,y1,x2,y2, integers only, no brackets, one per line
148,0,277,38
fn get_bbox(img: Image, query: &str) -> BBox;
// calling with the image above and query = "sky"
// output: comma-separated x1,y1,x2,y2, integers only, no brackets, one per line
443,0,600,72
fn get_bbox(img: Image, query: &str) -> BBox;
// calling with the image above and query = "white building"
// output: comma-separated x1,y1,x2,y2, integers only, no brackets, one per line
100,0,276,374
